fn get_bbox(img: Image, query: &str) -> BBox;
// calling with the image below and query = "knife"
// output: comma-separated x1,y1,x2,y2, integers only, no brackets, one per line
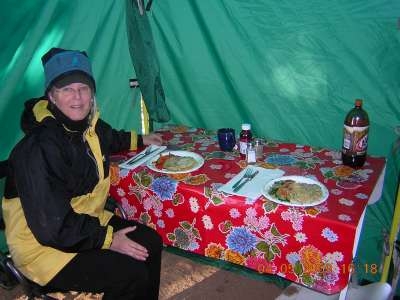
127,147,158,165
233,170,259,192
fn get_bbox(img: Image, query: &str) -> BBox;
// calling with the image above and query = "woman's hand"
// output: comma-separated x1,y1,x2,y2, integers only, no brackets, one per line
110,226,149,261
143,133,163,146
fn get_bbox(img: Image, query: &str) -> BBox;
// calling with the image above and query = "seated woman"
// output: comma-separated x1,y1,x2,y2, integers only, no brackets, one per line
2,48,163,300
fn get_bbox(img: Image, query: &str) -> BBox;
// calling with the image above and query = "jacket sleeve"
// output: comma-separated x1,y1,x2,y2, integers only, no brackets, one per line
11,132,111,252
96,118,143,153
0,159,8,178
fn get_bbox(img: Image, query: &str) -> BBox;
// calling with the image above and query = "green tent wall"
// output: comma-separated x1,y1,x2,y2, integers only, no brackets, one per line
1,0,400,285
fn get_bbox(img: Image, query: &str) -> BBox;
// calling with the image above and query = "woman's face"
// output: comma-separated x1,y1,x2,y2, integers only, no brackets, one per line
49,82,93,121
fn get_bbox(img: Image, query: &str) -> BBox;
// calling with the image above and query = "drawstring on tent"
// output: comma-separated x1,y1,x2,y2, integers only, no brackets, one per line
146,0,153,11
136,0,155,15
136,0,143,15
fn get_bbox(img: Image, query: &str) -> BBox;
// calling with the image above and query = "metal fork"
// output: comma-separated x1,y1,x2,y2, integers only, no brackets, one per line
233,170,259,192
232,168,253,189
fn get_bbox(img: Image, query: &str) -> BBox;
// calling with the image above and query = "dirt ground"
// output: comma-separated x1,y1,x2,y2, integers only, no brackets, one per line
1,249,284,300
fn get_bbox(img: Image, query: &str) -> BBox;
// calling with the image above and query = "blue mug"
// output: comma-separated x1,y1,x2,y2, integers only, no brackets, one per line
217,128,236,151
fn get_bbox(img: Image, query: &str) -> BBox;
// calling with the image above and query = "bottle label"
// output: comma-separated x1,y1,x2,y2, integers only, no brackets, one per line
342,125,369,154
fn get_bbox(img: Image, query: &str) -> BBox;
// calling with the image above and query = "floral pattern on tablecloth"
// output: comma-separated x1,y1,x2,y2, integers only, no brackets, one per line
109,125,386,295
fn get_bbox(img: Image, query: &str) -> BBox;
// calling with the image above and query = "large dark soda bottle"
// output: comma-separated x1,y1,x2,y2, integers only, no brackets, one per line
341,99,369,167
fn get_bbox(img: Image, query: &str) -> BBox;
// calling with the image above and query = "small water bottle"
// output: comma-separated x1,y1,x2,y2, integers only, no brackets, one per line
246,142,256,164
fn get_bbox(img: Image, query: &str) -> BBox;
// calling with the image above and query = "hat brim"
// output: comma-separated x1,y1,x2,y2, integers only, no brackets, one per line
50,71,96,92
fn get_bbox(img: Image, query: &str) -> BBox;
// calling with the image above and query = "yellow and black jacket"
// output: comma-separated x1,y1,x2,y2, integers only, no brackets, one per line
2,98,139,285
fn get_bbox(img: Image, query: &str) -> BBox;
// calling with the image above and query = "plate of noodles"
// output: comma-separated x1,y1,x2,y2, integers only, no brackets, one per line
147,151,204,174
262,176,329,207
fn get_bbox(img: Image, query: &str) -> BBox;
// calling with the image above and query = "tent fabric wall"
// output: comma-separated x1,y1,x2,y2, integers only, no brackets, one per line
0,0,142,162
1,0,400,286
150,0,400,157
147,1,400,283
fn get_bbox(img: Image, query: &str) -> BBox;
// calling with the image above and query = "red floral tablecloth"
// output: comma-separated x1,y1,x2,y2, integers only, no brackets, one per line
109,125,386,295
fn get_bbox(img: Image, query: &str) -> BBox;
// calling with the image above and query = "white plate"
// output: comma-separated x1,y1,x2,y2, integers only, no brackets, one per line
146,150,204,174
261,175,329,207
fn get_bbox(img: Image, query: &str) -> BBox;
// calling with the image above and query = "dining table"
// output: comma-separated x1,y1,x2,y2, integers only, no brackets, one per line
109,124,386,296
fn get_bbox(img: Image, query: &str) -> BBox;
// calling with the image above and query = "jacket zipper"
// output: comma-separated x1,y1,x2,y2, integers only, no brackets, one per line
83,135,99,180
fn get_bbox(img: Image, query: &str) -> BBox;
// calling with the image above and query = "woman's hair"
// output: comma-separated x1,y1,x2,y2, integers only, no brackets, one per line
88,96,98,125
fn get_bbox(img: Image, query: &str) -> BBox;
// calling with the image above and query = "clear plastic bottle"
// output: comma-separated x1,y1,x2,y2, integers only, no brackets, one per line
341,99,369,167
239,123,252,159
254,138,264,159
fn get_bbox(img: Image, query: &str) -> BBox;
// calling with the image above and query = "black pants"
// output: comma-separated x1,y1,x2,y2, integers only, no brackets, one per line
45,216,163,300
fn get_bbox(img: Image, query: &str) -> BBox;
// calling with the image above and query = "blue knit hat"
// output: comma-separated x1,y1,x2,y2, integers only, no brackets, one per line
42,48,96,93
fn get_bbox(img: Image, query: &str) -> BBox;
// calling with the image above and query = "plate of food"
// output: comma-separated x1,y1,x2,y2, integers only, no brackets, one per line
262,176,329,207
146,150,204,174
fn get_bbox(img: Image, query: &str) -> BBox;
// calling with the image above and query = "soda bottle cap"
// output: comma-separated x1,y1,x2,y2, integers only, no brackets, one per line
355,99,363,107
242,123,251,130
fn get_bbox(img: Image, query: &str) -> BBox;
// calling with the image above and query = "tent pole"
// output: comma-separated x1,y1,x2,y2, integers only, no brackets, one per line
140,96,150,135
381,179,400,282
